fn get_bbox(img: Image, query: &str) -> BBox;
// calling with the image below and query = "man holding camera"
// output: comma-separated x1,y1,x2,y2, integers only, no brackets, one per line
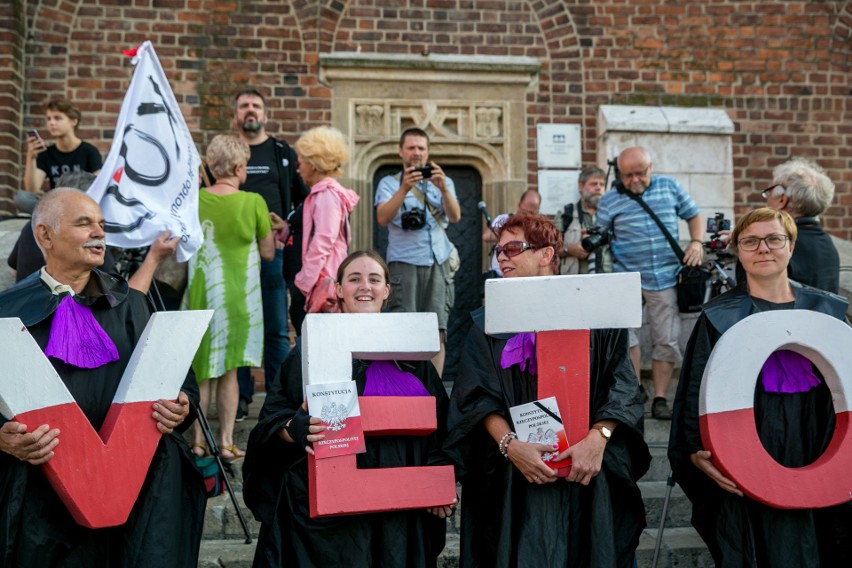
375,128,461,375
596,147,704,419
555,166,612,275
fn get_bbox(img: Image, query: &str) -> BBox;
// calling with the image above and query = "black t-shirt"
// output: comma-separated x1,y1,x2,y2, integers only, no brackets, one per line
243,137,307,218
35,141,102,189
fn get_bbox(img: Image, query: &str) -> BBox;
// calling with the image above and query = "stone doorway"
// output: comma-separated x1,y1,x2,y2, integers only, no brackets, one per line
372,165,483,382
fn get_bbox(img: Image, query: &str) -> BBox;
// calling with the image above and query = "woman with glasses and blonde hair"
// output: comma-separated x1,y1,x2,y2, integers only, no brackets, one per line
443,213,649,567
669,207,851,566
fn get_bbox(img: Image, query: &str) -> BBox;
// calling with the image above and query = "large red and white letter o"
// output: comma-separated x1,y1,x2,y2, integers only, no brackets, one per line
699,309,852,509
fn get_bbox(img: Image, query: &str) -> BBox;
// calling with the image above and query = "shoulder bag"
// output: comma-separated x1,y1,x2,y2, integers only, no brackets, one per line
622,191,709,313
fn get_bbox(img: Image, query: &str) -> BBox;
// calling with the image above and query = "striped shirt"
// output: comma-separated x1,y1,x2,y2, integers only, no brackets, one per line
596,175,699,291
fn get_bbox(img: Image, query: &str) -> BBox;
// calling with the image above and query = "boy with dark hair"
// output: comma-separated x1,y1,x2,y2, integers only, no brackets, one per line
23,98,102,196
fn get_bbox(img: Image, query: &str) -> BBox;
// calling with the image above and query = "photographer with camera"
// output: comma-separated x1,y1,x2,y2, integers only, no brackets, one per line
554,166,612,275
596,147,704,420
375,128,461,375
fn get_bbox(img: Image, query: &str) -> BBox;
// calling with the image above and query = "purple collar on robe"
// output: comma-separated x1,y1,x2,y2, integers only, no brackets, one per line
500,332,537,375
761,350,821,394
45,294,119,369
363,360,430,396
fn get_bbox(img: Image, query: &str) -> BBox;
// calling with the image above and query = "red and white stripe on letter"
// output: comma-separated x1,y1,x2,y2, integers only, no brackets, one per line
0,310,212,528
699,309,852,509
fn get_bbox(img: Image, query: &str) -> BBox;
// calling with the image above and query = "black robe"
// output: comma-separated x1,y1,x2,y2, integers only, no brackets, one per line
243,345,450,568
0,270,205,568
668,282,852,567
441,308,650,568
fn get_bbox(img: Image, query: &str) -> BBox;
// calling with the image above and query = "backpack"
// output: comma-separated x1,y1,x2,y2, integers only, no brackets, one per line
561,203,575,232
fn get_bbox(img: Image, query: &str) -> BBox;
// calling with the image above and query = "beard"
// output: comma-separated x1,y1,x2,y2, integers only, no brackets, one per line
240,116,262,133
583,193,602,209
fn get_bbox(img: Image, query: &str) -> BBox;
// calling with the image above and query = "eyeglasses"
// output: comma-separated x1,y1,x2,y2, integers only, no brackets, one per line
760,184,786,199
494,241,538,258
737,234,790,252
621,166,650,181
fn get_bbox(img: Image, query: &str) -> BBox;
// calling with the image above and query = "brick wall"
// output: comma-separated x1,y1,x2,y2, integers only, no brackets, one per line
4,0,851,237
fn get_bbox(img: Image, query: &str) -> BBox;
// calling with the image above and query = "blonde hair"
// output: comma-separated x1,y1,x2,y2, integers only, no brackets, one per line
206,134,250,180
730,208,798,252
294,126,349,178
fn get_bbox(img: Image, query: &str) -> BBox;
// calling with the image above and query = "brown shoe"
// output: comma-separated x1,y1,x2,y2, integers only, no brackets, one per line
652,398,672,420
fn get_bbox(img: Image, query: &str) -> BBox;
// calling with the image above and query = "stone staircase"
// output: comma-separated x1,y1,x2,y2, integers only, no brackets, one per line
196,377,713,568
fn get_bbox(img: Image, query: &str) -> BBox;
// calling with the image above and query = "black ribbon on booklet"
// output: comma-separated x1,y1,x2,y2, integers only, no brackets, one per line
533,400,563,424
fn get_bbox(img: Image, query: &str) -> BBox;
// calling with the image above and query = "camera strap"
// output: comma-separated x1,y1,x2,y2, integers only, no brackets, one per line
623,190,686,264
410,183,448,231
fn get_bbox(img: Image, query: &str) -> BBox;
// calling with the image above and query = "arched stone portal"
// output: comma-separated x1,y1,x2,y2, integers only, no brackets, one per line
320,53,540,264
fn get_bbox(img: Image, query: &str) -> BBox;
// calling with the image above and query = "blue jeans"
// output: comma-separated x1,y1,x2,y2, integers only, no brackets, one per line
238,250,289,403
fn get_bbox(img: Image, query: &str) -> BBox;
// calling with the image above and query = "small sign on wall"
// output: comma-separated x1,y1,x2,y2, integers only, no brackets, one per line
537,169,580,216
537,124,581,169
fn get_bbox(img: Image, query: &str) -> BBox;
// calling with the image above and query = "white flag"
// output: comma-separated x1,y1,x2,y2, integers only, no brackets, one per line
87,41,202,262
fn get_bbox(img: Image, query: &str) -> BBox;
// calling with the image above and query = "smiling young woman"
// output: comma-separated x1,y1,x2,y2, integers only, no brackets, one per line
244,249,452,568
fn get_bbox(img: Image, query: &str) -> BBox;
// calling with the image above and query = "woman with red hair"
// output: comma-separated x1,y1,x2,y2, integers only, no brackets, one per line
444,213,649,567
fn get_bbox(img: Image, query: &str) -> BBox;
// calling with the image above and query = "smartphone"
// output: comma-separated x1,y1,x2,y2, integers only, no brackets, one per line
26,129,45,148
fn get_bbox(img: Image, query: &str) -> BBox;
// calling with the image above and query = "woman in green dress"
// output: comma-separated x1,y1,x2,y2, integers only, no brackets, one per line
183,134,275,462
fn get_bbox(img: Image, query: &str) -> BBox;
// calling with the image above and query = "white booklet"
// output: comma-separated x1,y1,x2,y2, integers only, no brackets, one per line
508,396,569,467
305,380,366,459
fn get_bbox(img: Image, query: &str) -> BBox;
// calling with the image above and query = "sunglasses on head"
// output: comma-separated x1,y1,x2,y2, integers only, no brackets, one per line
494,241,538,258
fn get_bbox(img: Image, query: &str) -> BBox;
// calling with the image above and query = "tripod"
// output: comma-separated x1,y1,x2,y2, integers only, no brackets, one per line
191,394,253,544
148,281,253,544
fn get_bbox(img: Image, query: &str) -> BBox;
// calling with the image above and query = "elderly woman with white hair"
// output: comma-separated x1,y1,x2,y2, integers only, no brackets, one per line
183,134,275,462
760,157,839,293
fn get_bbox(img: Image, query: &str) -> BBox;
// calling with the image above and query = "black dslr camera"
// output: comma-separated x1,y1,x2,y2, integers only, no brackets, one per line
412,165,433,179
401,207,427,230
581,226,614,252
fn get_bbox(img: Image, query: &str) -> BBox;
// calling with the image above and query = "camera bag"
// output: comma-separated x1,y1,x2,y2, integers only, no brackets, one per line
622,190,709,313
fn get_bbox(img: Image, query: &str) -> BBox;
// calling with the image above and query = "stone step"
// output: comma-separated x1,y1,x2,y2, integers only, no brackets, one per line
636,527,714,568
643,445,672,483
639,480,692,528
198,539,255,568
643,415,673,446
202,491,260,541
199,526,713,568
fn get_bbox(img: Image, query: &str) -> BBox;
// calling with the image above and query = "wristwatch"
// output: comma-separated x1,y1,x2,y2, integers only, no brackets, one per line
593,424,612,441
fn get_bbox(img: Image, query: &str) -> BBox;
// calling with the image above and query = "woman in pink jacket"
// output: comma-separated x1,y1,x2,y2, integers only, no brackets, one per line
293,126,360,315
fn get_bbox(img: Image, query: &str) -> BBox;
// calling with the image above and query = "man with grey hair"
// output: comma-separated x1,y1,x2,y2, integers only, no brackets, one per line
761,157,839,293
597,147,704,419
555,166,612,275
0,188,205,565
8,171,117,284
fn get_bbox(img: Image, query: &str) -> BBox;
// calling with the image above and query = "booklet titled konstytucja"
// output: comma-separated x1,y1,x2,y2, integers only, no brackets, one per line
306,380,367,459
508,396,569,467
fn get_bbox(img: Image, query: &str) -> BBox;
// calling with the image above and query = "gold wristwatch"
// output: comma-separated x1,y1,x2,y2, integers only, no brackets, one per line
593,424,612,441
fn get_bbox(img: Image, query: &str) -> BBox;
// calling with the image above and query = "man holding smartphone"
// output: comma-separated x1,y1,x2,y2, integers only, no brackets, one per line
23,98,102,198
374,127,461,375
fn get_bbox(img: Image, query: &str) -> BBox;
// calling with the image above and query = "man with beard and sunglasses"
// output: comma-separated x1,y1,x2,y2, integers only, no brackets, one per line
221,89,309,421
443,213,649,568
555,166,612,275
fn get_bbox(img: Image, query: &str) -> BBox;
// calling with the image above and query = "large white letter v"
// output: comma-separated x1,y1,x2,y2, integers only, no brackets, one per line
0,310,212,529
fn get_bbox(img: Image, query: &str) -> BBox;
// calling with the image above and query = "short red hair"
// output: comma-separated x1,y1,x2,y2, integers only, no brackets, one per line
497,213,563,272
